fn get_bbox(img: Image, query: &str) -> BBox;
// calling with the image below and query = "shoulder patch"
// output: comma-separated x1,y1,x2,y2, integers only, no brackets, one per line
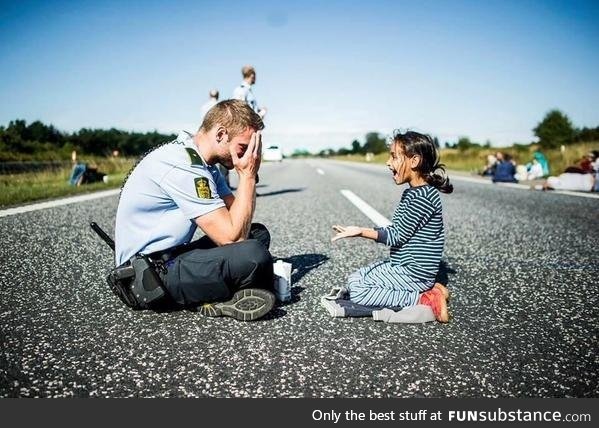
194,177,212,199
185,148,204,166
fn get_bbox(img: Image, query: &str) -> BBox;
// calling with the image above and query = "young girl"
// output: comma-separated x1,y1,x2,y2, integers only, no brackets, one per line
331,131,453,322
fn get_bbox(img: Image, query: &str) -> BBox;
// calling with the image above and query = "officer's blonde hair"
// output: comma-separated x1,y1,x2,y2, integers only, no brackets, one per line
200,99,264,137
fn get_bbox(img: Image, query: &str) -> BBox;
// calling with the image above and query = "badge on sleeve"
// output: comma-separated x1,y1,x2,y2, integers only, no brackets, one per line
194,177,212,199
185,148,204,166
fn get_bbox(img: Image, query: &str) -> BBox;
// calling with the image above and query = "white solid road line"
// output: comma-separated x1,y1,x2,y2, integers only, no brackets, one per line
0,188,121,218
549,189,599,199
340,189,392,227
450,174,599,199
316,168,325,175
449,174,527,188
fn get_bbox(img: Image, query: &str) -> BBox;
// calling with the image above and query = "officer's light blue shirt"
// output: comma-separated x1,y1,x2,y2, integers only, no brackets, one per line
114,131,232,266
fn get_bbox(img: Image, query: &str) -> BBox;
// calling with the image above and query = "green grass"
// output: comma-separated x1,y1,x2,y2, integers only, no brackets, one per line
0,157,135,208
333,141,599,176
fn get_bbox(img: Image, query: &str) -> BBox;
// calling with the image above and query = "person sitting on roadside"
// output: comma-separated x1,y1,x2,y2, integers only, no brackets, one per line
515,161,529,182
69,158,107,186
492,153,518,183
592,150,599,192
592,151,599,170
540,152,597,192
522,149,550,181
531,150,550,177
526,158,545,180
564,152,596,174
481,154,497,177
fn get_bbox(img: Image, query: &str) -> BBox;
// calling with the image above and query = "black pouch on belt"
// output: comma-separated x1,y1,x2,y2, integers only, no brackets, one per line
107,255,167,310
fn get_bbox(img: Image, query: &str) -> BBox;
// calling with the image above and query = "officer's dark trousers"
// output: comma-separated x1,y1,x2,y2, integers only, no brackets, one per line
163,223,274,306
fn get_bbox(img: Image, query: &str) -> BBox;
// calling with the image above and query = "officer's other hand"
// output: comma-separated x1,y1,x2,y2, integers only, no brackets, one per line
231,131,262,180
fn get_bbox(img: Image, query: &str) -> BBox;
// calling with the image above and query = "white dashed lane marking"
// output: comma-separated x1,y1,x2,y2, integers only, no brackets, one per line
340,189,391,227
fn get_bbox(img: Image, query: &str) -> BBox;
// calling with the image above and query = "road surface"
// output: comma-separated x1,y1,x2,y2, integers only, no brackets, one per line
1,159,597,397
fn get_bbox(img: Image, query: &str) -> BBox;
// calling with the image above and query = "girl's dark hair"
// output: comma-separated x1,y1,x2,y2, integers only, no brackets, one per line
392,130,453,194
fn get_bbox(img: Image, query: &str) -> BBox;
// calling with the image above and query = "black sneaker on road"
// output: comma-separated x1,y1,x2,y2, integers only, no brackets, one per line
198,288,275,321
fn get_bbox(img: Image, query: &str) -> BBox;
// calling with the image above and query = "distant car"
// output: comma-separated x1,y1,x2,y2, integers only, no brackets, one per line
263,145,283,162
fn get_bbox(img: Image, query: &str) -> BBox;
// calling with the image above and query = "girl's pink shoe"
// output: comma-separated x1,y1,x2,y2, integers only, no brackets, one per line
418,287,449,323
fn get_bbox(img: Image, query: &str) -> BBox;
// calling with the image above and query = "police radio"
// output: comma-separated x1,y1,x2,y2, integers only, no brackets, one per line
90,222,167,310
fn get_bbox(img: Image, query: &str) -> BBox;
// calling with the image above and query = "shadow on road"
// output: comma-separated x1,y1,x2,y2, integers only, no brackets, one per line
229,184,267,191
273,253,329,306
435,259,457,286
262,306,287,320
151,252,329,316
284,253,330,284
257,188,304,198
216,253,330,318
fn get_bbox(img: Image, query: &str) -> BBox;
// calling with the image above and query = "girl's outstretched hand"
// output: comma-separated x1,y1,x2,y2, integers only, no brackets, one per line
332,225,362,242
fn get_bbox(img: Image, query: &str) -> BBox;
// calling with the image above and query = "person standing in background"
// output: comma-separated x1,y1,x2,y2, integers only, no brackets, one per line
201,90,230,186
233,65,267,119
200,89,219,119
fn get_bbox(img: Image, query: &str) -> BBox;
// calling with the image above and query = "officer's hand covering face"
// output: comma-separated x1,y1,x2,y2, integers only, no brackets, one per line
218,127,256,170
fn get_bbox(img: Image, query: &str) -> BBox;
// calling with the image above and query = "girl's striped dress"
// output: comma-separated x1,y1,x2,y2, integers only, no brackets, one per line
347,184,444,307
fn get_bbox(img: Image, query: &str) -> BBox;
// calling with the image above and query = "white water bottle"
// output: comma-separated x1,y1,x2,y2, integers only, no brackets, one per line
273,260,292,302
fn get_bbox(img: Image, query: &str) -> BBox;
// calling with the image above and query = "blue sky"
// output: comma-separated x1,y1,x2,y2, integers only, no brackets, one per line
1,0,598,152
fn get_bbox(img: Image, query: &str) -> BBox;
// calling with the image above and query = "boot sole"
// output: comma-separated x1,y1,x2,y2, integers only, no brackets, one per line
199,288,275,321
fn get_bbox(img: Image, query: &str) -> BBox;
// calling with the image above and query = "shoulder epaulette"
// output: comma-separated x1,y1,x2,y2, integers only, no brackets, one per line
185,148,205,166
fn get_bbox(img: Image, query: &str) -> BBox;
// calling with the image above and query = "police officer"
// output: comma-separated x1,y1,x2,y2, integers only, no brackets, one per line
232,65,267,118
114,100,274,321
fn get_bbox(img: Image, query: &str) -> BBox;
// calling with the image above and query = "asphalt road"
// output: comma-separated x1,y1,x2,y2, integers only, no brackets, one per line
1,159,597,397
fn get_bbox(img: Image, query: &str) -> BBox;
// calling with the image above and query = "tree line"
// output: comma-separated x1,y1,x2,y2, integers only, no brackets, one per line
3,109,598,161
298,132,440,158
446,110,599,152
304,110,599,157
0,119,176,161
